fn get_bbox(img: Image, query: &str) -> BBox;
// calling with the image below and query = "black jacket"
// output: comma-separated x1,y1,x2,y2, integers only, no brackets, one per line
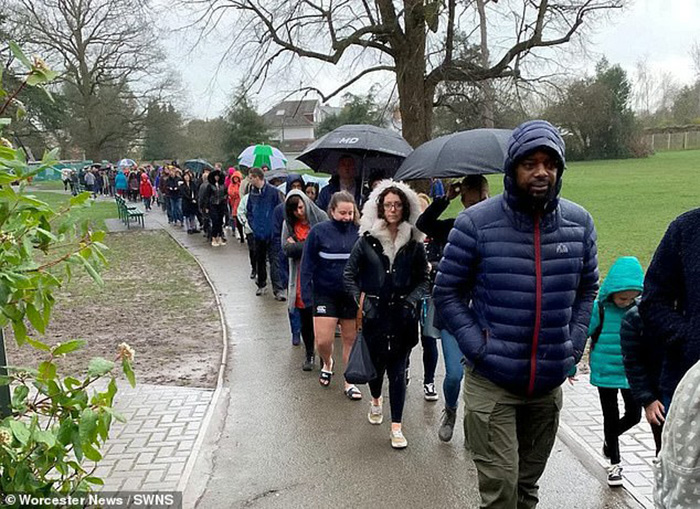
621,302,662,407
343,232,429,353
640,208,700,400
165,176,181,197
180,181,199,217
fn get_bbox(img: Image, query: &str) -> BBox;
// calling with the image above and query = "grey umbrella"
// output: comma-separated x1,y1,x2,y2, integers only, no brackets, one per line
394,128,512,180
296,124,413,177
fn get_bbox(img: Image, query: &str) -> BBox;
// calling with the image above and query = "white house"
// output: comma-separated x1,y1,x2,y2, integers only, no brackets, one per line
262,99,340,155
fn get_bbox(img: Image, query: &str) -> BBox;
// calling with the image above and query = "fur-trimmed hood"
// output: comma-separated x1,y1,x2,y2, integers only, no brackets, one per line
359,179,425,265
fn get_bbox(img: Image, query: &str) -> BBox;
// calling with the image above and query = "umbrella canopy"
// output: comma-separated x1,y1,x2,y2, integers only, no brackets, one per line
184,159,214,174
117,158,136,169
238,145,287,170
296,124,412,176
394,128,512,181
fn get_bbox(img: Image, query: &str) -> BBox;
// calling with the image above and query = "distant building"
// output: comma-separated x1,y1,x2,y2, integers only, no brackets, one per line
261,99,340,154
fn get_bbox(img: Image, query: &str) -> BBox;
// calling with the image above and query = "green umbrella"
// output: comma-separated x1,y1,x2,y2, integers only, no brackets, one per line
238,144,287,170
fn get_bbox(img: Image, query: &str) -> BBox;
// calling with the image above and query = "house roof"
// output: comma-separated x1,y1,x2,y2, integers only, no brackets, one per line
262,99,318,127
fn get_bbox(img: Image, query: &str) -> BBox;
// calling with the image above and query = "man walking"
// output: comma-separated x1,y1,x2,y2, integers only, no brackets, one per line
247,167,282,296
316,155,363,212
433,120,599,508
639,206,700,415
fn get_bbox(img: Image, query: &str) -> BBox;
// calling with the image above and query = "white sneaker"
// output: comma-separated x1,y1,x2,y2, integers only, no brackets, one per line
607,464,623,487
391,428,408,449
368,400,383,425
423,383,439,401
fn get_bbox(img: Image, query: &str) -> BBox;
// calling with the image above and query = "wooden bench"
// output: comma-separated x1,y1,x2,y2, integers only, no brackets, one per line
115,196,144,228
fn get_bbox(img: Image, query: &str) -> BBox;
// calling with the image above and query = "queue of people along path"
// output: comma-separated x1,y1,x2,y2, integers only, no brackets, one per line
145,120,698,508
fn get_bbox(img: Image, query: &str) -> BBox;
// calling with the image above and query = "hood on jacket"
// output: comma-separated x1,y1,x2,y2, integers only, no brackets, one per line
228,167,236,176
285,174,304,195
503,120,566,214
140,173,149,181
598,256,644,304
359,179,425,265
283,189,327,228
231,170,242,183
208,169,223,185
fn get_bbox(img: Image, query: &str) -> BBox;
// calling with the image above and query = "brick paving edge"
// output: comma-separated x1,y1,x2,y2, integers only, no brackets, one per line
161,225,229,497
557,421,653,508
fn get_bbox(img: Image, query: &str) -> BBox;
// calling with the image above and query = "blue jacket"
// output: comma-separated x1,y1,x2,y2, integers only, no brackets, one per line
115,172,128,191
589,256,644,389
640,208,700,402
301,219,359,305
246,182,282,240
433,120,599,397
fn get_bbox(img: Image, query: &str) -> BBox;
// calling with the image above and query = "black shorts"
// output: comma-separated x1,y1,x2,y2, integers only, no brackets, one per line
313,292,357,320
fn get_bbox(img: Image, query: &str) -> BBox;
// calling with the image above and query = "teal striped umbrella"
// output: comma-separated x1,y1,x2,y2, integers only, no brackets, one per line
238,144,287,170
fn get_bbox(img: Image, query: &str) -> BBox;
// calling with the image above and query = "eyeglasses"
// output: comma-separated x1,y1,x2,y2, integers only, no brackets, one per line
383,202,403,210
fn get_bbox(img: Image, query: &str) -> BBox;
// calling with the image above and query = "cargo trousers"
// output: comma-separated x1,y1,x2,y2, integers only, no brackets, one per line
463,366,563,509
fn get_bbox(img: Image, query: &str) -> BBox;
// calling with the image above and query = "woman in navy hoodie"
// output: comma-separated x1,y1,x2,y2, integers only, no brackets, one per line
301,191,362,398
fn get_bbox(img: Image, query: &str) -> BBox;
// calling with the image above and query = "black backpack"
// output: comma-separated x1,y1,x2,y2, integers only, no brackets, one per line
589,303,606,351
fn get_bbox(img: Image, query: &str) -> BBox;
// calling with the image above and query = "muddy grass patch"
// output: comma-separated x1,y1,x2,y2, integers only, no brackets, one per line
5,230,222,388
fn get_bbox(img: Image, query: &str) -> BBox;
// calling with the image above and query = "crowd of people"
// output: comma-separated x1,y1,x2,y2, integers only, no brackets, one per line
100,119,698,508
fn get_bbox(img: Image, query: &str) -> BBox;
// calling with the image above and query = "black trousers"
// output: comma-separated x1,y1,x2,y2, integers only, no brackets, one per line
598,387,642,464
299,306,314,358
246,234,256,273
254,239,270,289
368,343,409,423
209,203,226,239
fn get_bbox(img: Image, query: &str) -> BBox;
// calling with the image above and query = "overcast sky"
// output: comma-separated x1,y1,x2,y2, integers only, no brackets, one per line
162,0,699,120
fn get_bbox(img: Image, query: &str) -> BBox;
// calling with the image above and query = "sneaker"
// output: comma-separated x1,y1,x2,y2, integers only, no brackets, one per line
390,429,408,449
302,354,314,371
211,238,218,247
368,400,383,425
423,383,439,401
255,286,267,296
438,407,457,442
274,291,287,302
607,464,623,487
249,270,256,280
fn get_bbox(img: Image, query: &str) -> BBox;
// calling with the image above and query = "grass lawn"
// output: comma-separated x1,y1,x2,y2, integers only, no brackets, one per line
442,150,700,276
30,179,66,191
28,191,119,230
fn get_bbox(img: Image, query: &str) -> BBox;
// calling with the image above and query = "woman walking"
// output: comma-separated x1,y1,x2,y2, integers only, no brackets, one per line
115,170,128,198
344,181,429,449
301,191,361,397
228,169,244,242
139,173,154,211
203,168,228,246
181,171,200,234
282,190,328,371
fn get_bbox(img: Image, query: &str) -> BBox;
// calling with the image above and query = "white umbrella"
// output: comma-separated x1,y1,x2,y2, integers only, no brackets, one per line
238,144,287,170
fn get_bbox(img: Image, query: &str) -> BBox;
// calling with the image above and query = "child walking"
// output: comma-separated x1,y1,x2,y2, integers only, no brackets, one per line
589,256,644,487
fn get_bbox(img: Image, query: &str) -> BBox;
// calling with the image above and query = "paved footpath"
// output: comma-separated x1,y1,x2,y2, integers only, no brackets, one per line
560,373,656,508
98,204,645,508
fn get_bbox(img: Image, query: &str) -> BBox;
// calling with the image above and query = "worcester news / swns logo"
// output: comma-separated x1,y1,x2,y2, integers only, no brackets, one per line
3,492,180,507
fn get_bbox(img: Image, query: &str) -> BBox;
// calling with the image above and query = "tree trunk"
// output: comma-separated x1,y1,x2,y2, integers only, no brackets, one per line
476,0,495,128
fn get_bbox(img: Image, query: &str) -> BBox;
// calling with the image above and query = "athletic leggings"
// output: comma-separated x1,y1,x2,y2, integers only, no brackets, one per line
298,306,314,358
598,387,642,464
368,345,409,423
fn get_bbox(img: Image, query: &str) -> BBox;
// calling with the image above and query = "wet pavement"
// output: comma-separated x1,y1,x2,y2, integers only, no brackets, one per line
159,214,644,509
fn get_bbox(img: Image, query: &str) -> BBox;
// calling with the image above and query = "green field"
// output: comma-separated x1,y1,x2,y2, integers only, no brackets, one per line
29,191,119,230
442,150,700,276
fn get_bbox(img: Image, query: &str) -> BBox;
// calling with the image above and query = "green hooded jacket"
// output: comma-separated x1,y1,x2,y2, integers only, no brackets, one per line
589,256,644,388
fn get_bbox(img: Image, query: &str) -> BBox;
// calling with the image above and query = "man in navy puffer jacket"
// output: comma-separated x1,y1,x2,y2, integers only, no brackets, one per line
434,120,599,508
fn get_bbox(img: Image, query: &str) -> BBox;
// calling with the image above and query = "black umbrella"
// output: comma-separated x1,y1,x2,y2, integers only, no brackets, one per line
394,128,512,181
297,125,413,177
184,159,214,174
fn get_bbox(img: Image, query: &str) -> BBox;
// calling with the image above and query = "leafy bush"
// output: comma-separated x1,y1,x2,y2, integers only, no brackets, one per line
0,41,135,499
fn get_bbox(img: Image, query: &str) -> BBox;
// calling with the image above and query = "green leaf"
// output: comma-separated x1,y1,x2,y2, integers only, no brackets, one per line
84,476,104,485
11,318,28,346
122,358,136,388
79,256,103,285
9,42,32,69
0,118,10,126
69,192,91,206
79,408,98,443
64,376,82,390
33,428,56,449
52,339,86,356
12,384,29,407
25,304,45,334
38,360,57,381
82,442,102,461
26,337,51,352
9,420,30,445
87,357,114,377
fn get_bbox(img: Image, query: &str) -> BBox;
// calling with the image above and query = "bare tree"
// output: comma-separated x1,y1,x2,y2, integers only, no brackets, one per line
190,0,625,146
691,40,700,79
10,0,168,159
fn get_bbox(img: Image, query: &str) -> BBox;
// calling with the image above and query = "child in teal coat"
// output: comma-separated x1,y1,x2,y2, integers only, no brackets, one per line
589,256,644,487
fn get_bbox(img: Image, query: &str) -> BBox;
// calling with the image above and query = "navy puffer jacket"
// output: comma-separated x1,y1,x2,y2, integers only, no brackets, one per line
433,120,599,397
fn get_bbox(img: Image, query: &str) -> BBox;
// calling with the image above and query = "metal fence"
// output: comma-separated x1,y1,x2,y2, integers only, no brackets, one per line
643,130,700,152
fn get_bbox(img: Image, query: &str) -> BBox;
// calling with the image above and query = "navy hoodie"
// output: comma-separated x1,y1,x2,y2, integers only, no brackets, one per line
301,219,359,305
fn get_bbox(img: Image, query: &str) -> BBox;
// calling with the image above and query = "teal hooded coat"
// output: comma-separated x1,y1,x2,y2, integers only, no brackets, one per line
589,256,644,388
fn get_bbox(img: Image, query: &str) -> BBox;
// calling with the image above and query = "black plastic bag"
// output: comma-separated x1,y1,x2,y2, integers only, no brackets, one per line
344,331,377,385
